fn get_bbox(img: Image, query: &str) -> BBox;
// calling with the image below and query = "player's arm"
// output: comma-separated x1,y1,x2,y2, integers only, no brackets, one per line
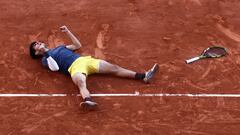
44,52,59,71
60,25,82,51
47,56,59,71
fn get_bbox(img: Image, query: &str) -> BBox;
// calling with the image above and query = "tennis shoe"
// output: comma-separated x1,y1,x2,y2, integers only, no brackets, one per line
80,100,98,111
143,63,159,83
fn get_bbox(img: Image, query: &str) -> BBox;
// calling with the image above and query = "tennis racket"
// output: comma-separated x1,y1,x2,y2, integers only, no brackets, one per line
185,46,227,64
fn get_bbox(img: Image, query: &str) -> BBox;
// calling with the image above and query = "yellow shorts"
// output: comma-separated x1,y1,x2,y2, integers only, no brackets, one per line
68,56,101,77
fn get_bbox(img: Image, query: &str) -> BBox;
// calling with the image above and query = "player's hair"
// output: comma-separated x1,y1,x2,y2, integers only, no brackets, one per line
29,41,42,59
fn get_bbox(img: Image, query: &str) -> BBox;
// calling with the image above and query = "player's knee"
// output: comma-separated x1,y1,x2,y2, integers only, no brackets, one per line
77,77,86,86
72,74,86,87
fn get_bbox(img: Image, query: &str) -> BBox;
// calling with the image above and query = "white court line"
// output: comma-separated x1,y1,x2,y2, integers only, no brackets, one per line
0,92,240,97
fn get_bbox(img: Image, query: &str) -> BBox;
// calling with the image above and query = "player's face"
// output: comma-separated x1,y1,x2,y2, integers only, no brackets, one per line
34,42,46,55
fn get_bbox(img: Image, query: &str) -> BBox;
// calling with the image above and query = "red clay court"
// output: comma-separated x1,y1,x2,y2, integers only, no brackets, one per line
1,0,240,134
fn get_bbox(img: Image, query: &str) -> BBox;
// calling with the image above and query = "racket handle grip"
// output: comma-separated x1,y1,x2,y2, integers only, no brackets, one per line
185,57,200,64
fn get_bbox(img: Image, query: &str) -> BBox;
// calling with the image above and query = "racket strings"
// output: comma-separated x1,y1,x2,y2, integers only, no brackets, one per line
204,48,227,57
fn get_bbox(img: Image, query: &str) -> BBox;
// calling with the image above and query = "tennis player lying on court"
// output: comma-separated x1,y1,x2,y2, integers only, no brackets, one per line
29,25,159,110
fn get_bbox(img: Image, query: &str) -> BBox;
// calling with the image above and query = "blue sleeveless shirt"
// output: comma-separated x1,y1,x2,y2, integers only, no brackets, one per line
42,45,80,75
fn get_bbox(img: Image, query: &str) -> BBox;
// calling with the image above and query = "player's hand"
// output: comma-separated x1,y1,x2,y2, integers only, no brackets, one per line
60,25,69,32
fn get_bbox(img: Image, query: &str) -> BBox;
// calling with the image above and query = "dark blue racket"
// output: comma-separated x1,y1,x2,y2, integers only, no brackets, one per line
186,46,227,64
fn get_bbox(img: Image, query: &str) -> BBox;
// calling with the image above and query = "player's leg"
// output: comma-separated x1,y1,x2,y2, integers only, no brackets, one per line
71,73,89,98
71,72,97,110
98,60,159,83
98,60,136,78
